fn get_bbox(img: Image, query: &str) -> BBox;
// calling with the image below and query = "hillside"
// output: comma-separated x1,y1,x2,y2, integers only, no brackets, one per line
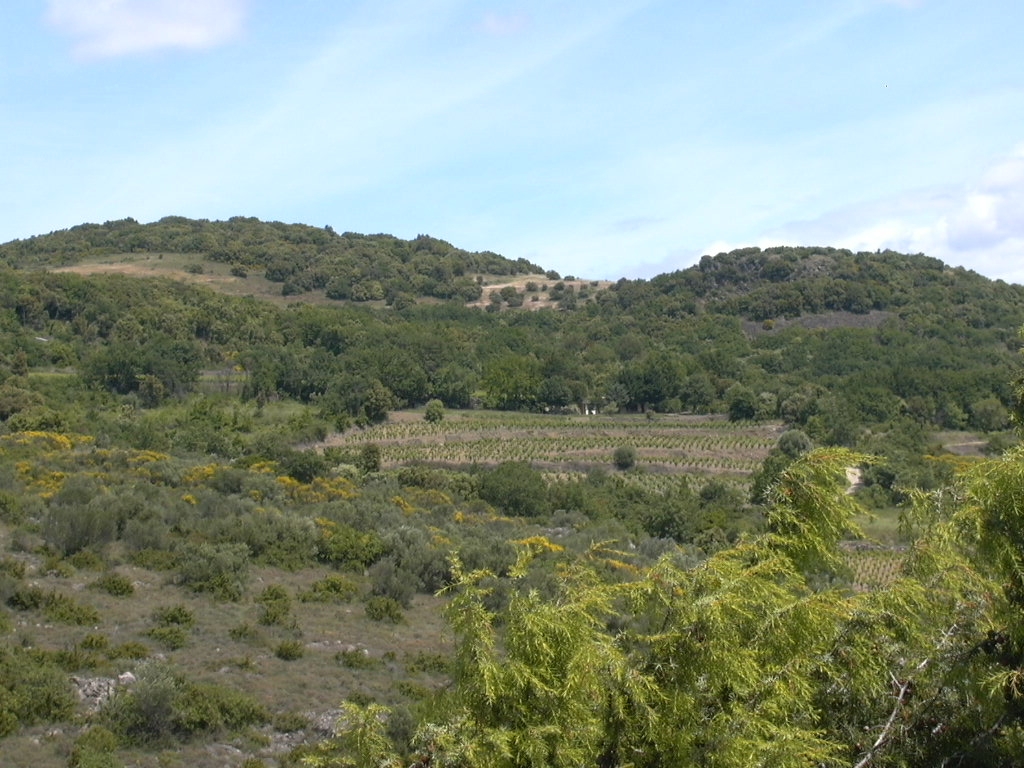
4,220,1024,766
0,216,546,305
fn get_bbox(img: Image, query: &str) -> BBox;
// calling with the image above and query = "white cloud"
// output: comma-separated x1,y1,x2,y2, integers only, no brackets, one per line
46,0,247,59
745,145,1024,284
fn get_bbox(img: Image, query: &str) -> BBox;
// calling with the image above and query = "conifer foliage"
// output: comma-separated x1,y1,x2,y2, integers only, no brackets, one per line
313,448,1024,767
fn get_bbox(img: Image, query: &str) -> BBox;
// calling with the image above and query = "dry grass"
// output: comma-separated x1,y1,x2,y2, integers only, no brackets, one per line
0,543,451,768
47,254,611,311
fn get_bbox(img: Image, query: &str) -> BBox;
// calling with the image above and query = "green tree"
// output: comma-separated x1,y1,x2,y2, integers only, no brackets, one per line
424,398,445,423
482,355,542,411
406,450,1015,767
478,462,549,518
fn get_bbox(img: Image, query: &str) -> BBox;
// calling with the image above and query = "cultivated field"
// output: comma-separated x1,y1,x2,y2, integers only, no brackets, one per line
317,410,784,492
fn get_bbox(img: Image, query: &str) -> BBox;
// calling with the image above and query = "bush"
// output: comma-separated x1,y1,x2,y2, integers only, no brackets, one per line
357,443,382,473
176,542,250,601
147,604,196,649
256,584,293,627
364,596,405,624
229,622,260,643
7,587,101,625
613,445,637,470
424,398,445,423
299,573,359,603
69,726,122,768
92,571,135,597
151,604,196,628
0,557,26,579
103,661,267,744
43,475,119,556
336,648,380,669
111,641,150,660
0,646,76,737
146,625,189,650
273,710,309,732
274,640,305,661
478,461,549,518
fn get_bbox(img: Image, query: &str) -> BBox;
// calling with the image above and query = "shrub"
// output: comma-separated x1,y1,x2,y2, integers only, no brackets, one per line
274,640,305,661
315,521,386,570
0,557,26,579
43,476,119,556
80,633,110,651
404,651,451,674
229,622,260,643
478,461,549,517
613,445,637,470
183,681,268,731
357,443,382,473
103,662,267,744
6,587,101,625
130,548,177,571
151,604,196,628
273,710,309,732
336,648,380,669
0,646,76,736
256,584,293,627
69,726,121,768
176,542,250,601
111,641,150,660
147,604,196,649
424,398,445,423
146,625,189,650
364,596,404,624
69,549,107,571
92,571,135,597
299,573,359,603
777,429,813,458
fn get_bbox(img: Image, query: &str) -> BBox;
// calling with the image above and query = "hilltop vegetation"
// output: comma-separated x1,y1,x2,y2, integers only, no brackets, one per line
2,219,1024,765
0,216,546,304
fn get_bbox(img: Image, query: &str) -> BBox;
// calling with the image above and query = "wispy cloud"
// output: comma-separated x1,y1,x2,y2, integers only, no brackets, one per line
477,12,531,37
45,0,247,59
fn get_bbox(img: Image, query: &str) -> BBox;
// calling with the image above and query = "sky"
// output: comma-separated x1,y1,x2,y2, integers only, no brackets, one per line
2,0,1023,283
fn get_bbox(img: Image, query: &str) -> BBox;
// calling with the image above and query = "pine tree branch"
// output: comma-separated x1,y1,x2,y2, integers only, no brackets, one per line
852,624,959,768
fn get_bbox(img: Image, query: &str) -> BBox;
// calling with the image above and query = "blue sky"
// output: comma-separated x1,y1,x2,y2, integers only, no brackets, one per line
3,1,1023,283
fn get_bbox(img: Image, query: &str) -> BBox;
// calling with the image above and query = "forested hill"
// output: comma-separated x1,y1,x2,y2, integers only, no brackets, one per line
2,219,1024,455
0,216,545,303
610,245,1024,325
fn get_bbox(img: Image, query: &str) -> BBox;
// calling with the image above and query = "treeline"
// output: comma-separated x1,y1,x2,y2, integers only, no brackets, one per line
1,246,1021,443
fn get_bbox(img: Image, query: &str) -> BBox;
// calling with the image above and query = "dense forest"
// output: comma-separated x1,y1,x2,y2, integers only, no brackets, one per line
2,218,1024,766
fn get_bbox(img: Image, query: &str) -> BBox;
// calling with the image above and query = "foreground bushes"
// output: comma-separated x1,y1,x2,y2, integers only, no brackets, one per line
0,646,75,736
102,661,267,744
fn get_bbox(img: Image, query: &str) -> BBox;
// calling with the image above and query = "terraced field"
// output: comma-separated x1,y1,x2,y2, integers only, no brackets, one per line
317,410,783,490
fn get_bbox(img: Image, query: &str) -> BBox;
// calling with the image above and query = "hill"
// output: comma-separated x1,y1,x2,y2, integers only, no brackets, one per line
3,220,1024,766
0,216,546,305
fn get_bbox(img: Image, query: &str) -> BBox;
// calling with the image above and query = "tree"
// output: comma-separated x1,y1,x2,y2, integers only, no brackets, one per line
481,355,542,411
395,449,1019,767
612,445,637,470
725,383,757,421
478,462,549,518
424,398,445,423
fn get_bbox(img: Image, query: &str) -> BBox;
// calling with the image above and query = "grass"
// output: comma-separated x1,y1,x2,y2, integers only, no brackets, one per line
0,548,452,768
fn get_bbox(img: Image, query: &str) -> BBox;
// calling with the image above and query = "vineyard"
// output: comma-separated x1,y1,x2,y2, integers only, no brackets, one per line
316,410,782,488
845,545,908,592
